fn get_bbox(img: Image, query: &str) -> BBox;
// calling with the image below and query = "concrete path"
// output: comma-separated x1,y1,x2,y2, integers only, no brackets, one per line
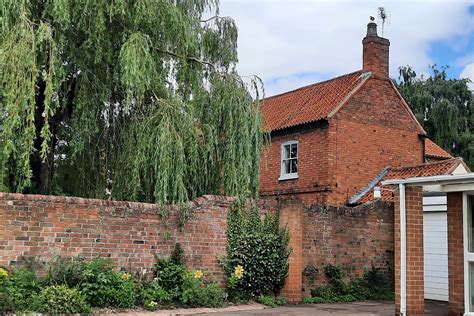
189,301,394,316
98,304,265,316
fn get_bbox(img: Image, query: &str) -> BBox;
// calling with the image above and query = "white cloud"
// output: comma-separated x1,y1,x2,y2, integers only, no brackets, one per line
460,63,474,90
219,0,474,96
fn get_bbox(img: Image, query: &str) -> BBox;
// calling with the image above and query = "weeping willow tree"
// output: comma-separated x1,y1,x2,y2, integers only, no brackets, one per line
397,65,473,168
0,0,266,205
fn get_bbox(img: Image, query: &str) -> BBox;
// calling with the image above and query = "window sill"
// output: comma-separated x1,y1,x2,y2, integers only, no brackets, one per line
278,174,298,181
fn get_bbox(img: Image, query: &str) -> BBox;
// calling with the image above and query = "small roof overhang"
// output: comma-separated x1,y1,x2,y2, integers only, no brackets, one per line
382,172,474,193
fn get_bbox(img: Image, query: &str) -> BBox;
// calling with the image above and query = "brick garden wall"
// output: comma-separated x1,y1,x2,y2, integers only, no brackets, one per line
0,192,395,301
0,193,275,284
301,200,394,296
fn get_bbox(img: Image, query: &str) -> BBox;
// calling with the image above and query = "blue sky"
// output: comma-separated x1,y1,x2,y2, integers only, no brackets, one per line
220,1,474,96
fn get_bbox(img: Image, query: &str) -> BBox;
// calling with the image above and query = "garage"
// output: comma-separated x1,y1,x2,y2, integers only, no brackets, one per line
423,194,449,301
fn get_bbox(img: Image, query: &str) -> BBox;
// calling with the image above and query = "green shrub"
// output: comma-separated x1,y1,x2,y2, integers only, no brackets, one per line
141,281,172,310
42,256,83,287
77,259,138,308
31,285,91,313
181,273,226,307
257,295,287,307
225,200,290,299
308,265,394,304
153,256,187,300
0,268,40,312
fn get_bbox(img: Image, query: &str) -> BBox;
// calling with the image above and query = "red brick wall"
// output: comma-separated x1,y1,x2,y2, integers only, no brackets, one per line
301,200,394,296
330,78,424,204
0,193,275,284
394,186,424,315
259,123,331,204
279,201,303,303
447,192,465,316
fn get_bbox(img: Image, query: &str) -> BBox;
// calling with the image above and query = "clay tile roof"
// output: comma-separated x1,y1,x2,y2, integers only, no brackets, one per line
261,71,370,132
350,158,466,204
425,138,453,159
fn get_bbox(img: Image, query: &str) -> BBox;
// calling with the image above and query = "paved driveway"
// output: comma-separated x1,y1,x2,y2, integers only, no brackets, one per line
190,301,394,316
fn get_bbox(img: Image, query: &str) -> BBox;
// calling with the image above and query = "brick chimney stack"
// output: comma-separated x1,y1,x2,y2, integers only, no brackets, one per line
362,21,390,77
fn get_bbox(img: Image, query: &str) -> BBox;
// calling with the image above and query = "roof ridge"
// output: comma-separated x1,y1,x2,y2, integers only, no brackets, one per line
262,70,364,102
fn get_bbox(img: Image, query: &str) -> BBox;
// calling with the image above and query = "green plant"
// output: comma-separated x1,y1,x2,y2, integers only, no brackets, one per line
77,259,138,308
308,265,394,304
170,242,185,265
181,273,226,307
0,268,40,312
257,295,287,307
225,200,290,299
153,256,187,300
141,281,172,310
42,256,83,287
31,285,91,313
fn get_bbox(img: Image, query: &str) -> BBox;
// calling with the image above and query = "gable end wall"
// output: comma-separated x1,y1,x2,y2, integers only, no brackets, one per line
329,78,424,204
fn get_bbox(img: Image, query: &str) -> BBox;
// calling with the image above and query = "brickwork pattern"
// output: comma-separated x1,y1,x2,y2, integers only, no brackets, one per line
394,187,424,315
330,78,424,205
259,124,331,204
0,193,277,284
301,201,394,296
279,201,303,303
447,192,465,316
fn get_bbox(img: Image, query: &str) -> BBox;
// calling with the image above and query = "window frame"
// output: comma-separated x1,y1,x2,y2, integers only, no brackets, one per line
279,140,299,181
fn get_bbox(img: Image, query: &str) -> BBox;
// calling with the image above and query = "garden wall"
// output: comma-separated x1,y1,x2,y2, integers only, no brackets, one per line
0,193,275,284
0,192,394,301
301,200,394,296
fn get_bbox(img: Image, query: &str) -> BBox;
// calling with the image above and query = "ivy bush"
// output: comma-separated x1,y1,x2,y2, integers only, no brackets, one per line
306,264,394,304
224,199,290,300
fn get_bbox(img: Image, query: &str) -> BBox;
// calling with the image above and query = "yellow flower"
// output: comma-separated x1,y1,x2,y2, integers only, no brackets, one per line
121,273,131,281
0,268,8,278
194,270,203,279
234,265,244,279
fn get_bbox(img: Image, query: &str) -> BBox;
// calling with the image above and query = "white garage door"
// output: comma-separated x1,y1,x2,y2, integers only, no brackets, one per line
423,195,449,301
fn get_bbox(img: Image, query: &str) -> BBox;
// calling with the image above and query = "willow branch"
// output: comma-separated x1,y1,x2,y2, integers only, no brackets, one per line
200,15,223,23
153,47,216,69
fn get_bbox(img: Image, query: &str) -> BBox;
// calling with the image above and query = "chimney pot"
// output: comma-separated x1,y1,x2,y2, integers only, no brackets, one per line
367,22,378,36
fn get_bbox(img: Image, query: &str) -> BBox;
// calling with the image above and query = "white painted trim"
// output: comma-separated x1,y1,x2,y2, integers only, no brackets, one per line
464,193,471,315
400,184,407,316
280,140,298,181
278,174,298,181
383,173,474,186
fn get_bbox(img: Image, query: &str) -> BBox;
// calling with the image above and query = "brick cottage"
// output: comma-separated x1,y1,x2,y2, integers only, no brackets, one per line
259,21,469,303
0,20,470,309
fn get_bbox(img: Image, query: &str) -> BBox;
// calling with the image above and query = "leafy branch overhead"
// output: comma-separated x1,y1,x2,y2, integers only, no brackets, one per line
0,0,266,204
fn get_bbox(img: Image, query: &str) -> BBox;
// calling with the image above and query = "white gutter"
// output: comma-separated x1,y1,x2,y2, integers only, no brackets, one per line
399,183,407,316
383,173,474,186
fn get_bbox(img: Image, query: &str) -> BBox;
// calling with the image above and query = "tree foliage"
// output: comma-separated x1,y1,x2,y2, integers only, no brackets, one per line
0,0,265,203
397,65,473,167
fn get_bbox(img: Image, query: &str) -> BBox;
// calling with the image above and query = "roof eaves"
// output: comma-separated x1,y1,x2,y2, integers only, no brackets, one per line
327,71,372,118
